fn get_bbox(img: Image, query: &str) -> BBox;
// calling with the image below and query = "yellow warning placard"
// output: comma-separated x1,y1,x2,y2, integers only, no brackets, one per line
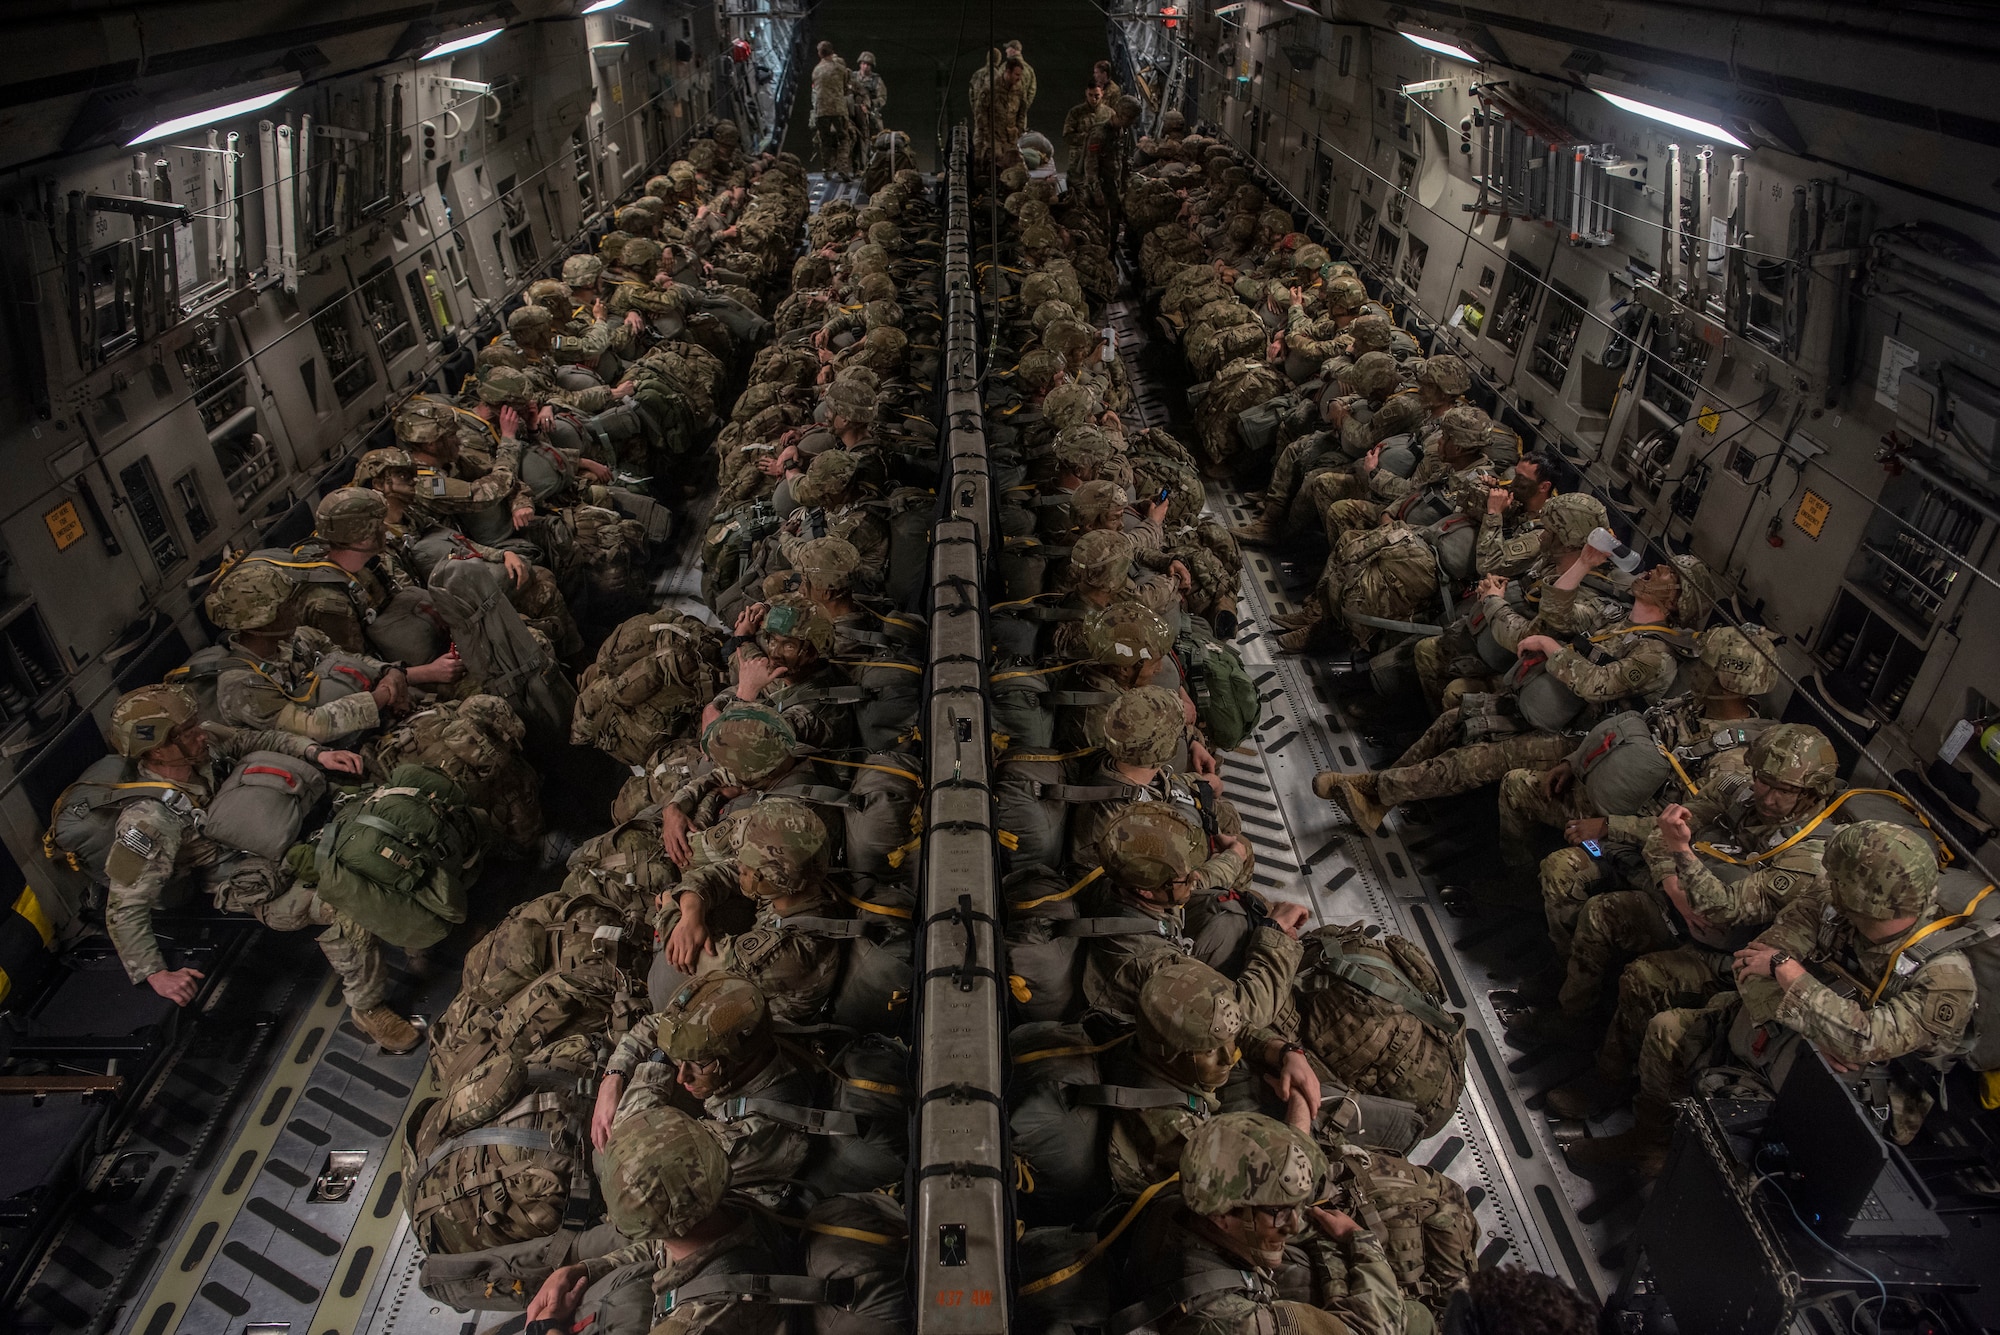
1697,406,1721,433
43,501,85,551
1794,490,1830,540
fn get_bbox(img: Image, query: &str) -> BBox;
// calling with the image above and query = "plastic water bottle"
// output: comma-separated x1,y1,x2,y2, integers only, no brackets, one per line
1586,526,1644,574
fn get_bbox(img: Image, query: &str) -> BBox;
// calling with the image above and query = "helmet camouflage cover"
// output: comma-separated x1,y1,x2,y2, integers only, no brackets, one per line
354,447,417,490
598,1105,729,1240
1438,403,1494,448
1067,529,1136,592
108,684,200,758
1325,275,1369,313
735,795,831,890
1100,802,1206,890
1825,820,1939,918
825,380,877,425
1054,425,1116,476
655,975,771,1063
316,487,388,545
393,397,456,446
1102,684,1186,767
524,281,570,315
1416,354,1472,397
1699,625,1780,696
1347,350,1400,399
1537,492,1609,549
1042,382,1103,432
1668,552,1722,629
701,703,798,785
477,365,535,407
508,305,555,339
1180,1112,1326,1216
1070,479,1128,527
1345,313,1393,353
1013,349,1064,391
760,592,836,655
204,556,299,632
1084,601,1173,667
1138,957,1245,1056
562,254,605,287
788,536,861,590
1745,722,1841,796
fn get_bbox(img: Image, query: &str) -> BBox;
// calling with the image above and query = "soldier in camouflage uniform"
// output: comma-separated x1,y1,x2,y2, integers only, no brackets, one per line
1522,723,1840,1117
1570,821,1973,1176
591,976,813,1208
1047,529,1182,663
1117,1114,1402,1335
393,397,531,550
710,593,856,753
1064,83,1112,179
1068,684,1246,888
1498,624,1780,918
851,51,887,138
810,42,854,175
96,686,419,1051
1315,550,1714,830
525,1105,791,1335
655,796,852,1024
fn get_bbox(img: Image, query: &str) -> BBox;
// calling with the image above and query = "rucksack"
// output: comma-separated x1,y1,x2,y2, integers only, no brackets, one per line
311,765,485,950
1888,868,2000,1071
1571,711,1675,817
201,752,329,862
1003,865,1099,1023
828,876,918,1036
990,666,1114,756
569,610,726,765
821,753,922,877
1337,1147,1481,1311
1331,527,1443,647
1174,622,1261,750
43,757,199,885
803,1194,910,1335
801,1034,912,1196
162,644,257,721
403,1033,600,1256
429,955,648,1089
1295,923,1468,1139
426,559,578,749
878,486,935,611
609,739,704,825
1009,1020,1120,1225
459,882,652,1011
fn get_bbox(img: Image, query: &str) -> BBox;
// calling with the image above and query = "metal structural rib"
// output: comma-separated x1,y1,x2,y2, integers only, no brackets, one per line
910,126,1010,1335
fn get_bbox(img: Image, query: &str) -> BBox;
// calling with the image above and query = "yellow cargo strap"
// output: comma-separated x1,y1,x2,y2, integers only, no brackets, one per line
1867,883,1995,1006
1013,1029,1132,1065
1659,747,1702,797
1019,1174,1180,1296
1011,866,1103,911
246,659,321,704
1695,789,1952,868
996,830,1020,851
1008,975,1033,1003
1982,1070,2000,1111
747,1199,904,1247
774,1038,906,1099
816,757,923,786
842,892,913,921
991,663,1081,683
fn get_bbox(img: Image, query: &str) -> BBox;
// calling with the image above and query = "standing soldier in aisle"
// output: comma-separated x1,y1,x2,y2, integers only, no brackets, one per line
851,51,888,141
811,42,853,177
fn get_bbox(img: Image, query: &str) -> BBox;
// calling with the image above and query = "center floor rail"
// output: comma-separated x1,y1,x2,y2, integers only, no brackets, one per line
909,127,1010,1335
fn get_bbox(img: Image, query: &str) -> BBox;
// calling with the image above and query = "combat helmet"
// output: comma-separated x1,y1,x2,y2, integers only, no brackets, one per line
1068,530,1136,592
790,448,864,509
1346,350,1400,399
1825,820,1940,919
476,365,535,408
701,704,798,786
1137,957,1245,1057
1346,313,1394,353
316,487,387,546
1439,404,1495,449
1699,625,1780,697
825,379,877,426
1745,723,1841,797
353,447,417,491
1325,275,1369,313
1180,1112,1326,1216
788,536,860,592
1100,803,1207,890
108,684,200,759
393,397,456,447
204,557,298,633
597,1106,729,1240
1070,479,1129,528
1102,685,1186,767
1537,493,1608,550
1083,601,1173,667
1417,354,1473,398
1667,553,1722,629
562,254,605,288
1042,382,1103,433
760,592,835,656
656,975,772,1065
735,796,831,892
525,280,570,316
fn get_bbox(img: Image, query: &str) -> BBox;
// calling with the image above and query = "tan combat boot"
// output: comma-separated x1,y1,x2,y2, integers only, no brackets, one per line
352,1006,424,1055
1268,606,1316,631
1564,1096,1671,1179
1228,503,1285,547
1313,771,1390,833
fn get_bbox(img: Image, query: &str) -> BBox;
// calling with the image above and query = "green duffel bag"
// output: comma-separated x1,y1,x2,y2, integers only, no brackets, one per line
312,764,484,949
1176,620,1262,750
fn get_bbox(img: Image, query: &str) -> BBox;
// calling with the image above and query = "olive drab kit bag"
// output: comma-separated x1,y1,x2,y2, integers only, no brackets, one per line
569,609,726,765
1295,922,1468,1139
202,752,329,862
1175,620,1262,750
309,764,486,950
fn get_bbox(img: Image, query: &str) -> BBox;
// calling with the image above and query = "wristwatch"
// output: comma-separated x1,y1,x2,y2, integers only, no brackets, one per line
1768,951,1792,977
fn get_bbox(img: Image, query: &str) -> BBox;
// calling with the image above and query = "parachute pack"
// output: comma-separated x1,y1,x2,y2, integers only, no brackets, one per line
310,764,486,950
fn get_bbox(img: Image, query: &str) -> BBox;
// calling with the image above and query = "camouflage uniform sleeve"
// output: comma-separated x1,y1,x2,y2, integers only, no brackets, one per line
678,861,742,914
580,1240,656,1285
1542,636,1677,703
1477,593,1534,655
1776,951,1976,1067
1305,1228,1403,1335
706,1103,810,1190
1752,890,1832,960
665,770,723,817
547,385,616,414
555,318,615,363
1675,848,1822,928
1285,309,1341,364
105,799,189,983
1232,925,1304,1034
1477,516,1544,579
214,669,383,743
605,1014,664,1080
207,724,322,762
1605,814,1654,844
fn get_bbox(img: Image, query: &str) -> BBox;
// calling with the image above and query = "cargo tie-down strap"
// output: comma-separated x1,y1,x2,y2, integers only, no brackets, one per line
1302,939,1462,1035
716,1096,863,1136
657,1273,856,1314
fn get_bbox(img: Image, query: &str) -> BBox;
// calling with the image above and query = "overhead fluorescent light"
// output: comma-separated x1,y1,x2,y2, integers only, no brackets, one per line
1596,89,1747,148
422,26,504,60
129,83,298,144
1401,31,1480,63
582,0,624,11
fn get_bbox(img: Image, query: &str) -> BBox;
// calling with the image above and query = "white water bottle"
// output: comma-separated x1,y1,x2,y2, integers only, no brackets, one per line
1586,526,1644,574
